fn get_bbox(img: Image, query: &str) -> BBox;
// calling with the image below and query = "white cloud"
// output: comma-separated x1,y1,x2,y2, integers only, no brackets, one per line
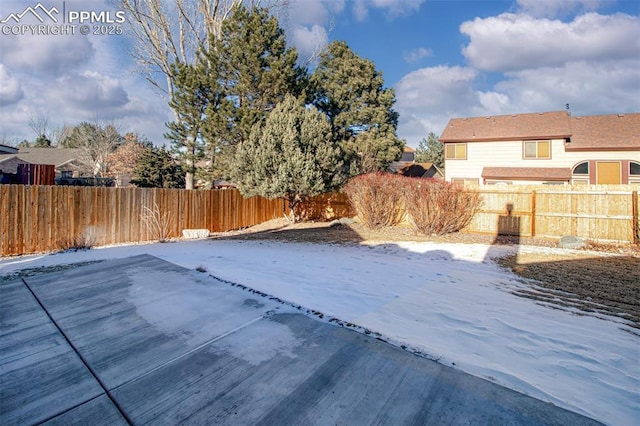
0,64,23,106
393,57,640,147
402,47,432,63
0,0,174,145
58,71,129,110
495,60,640,114
352,0,369,22
516,0,606,18
290,24,329,64
0,33,94,75
394,66,482,143
461,12,640,72
288,0,330,26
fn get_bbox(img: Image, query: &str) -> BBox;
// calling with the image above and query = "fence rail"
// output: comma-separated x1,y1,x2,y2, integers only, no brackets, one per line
1,184,638,256
463,186,639,243
1,186,286,256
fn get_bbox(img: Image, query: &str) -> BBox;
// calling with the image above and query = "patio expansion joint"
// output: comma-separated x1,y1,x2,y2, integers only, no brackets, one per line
20,277,134,426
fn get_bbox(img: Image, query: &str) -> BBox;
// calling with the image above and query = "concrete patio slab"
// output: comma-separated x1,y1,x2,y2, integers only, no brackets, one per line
0,279,111,424
0,254,602,425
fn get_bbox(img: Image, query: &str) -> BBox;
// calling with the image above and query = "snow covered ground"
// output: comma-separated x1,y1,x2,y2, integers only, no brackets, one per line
1,239,638,425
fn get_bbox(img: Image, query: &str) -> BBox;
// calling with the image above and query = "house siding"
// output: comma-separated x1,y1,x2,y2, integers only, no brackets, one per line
444,139,640,185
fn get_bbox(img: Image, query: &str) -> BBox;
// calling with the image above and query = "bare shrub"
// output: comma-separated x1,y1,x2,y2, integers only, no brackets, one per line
56,233,95,252
141,203,175,242
404,179,481,235
343,173,406,229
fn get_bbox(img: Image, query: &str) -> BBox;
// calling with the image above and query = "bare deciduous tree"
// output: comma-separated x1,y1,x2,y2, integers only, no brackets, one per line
120,0,287,102
27,113,50,139
119,0,288,188
62,120,124,177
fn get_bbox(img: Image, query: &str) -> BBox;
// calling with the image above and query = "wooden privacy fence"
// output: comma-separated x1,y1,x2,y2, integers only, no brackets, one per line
317,185,639,243
466,186,639,243
1,184,638,256
1,186,287,256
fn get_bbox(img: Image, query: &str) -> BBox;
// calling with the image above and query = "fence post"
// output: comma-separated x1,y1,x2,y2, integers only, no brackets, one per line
531,190,536,237
633,191,638,245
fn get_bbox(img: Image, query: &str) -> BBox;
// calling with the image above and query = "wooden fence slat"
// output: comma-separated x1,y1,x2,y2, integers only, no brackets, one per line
2,185,638,256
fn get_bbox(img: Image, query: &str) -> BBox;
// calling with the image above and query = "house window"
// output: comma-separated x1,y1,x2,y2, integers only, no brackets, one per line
445,143,467,160
523,140,551,159
451,178,478,187
572,161,589,175
630,162,640,184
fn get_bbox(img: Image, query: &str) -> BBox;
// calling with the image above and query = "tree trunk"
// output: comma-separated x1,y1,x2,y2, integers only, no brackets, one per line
185,172,194,189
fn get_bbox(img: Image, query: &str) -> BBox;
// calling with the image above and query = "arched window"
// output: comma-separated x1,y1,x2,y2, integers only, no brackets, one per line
572,161,589,175
630,161,640,176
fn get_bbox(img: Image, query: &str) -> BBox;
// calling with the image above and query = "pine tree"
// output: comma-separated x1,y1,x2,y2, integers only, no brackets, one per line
207,6,303,175
165,61,226,189
311,41,404,176
34,134,52,147
131,146,185,188
415,132,444,170
230,95,345,222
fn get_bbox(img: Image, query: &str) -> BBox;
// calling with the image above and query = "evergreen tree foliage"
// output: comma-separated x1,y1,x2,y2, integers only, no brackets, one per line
131,146,185,188
165,60,226,189
230,95,345,222
59,122,98,148
415,132,444,170
166,6,302,186
311,41,404,176
34,134,52,147
203,6,303,178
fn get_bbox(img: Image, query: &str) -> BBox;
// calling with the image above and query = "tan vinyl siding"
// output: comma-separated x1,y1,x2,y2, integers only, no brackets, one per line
444,139,640,184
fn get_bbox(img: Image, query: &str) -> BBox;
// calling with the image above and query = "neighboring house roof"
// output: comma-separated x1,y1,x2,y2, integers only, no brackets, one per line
440,111,571,142
567,113,640,151
0,148,90,176
440,111,640,151
482,167,571,181
398,163,443,179
0,144,18,154
11,148,85,167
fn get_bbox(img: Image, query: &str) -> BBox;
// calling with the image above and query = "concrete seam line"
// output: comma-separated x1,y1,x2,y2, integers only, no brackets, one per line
32,394,104,424
111,313,270,391
20,278,134,426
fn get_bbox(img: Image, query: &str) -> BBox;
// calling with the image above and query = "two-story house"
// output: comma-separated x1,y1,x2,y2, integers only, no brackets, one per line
439,111,640,185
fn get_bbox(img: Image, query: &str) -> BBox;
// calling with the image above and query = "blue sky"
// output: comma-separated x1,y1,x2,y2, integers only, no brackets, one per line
1,0,639,148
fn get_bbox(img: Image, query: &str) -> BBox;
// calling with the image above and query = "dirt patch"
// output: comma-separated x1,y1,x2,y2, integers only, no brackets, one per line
212,218,561,247
213,218,640,327
497,253,639,327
